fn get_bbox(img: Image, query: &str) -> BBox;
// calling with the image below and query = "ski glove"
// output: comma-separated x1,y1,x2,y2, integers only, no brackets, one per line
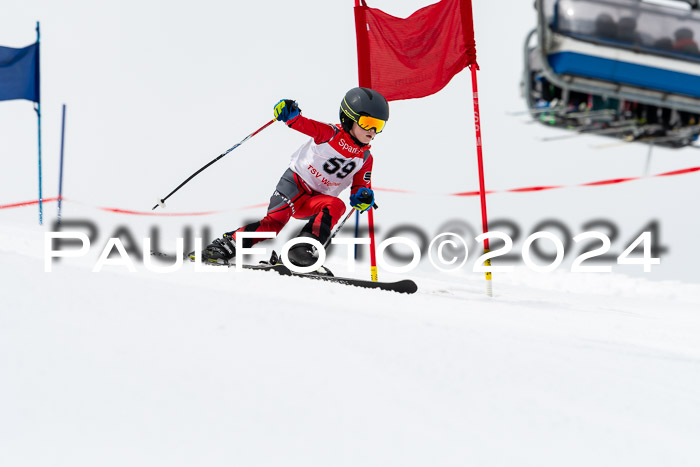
274,99,300,122
350,187,374,212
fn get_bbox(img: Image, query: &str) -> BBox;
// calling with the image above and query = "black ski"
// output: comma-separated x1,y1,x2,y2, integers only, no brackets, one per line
150,250,418,294
243,263,418,294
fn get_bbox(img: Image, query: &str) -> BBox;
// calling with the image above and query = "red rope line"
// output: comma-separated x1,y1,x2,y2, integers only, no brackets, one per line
3,166,699,214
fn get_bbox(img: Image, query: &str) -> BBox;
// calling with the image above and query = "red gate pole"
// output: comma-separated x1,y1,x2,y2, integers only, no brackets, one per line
470,64,493,297
367,207,379,281
354,0,379,281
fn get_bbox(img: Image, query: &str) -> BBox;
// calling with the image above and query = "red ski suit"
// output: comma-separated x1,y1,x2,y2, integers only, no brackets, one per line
231,114,373,248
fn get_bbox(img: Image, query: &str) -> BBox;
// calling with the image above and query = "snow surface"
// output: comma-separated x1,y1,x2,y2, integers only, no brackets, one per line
3,217,700,467
2,0,700,466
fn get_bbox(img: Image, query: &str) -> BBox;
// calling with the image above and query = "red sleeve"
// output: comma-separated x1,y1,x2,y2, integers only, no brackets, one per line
286,114,338,144
351,152,373,195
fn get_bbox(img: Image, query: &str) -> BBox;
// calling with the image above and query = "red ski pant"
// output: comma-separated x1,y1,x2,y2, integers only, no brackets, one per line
230,170,347,248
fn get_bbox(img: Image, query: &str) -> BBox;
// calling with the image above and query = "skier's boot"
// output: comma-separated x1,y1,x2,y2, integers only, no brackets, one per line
190,232,236,264
287,242,318,268
285,234,333,276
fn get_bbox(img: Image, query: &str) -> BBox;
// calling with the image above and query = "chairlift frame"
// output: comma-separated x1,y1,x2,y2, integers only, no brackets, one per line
526,0,700,117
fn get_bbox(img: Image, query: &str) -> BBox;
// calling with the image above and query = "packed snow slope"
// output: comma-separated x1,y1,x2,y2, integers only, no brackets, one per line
2,219,700,467
2,0,700,465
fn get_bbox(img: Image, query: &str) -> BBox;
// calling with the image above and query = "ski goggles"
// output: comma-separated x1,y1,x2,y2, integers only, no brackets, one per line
356,115,386,133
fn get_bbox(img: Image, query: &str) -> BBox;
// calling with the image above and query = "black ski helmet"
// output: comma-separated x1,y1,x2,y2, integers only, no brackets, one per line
339,87,390,133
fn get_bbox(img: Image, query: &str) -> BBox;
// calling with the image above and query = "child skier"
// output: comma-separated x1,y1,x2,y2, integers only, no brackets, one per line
192,87,390,268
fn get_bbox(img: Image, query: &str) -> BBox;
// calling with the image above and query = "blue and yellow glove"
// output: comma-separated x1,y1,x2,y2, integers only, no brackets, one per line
274,99,300,122
350,187,374,212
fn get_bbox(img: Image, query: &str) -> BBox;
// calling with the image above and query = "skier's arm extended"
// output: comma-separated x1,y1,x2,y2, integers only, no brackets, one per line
273,99,337,144
286,114,338,144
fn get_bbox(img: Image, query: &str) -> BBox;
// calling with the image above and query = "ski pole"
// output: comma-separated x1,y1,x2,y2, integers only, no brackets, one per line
152,119,277,210
323,202,378,249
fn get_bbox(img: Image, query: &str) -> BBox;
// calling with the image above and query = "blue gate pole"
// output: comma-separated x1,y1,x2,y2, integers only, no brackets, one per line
57,104,66,224
35,21,43,225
